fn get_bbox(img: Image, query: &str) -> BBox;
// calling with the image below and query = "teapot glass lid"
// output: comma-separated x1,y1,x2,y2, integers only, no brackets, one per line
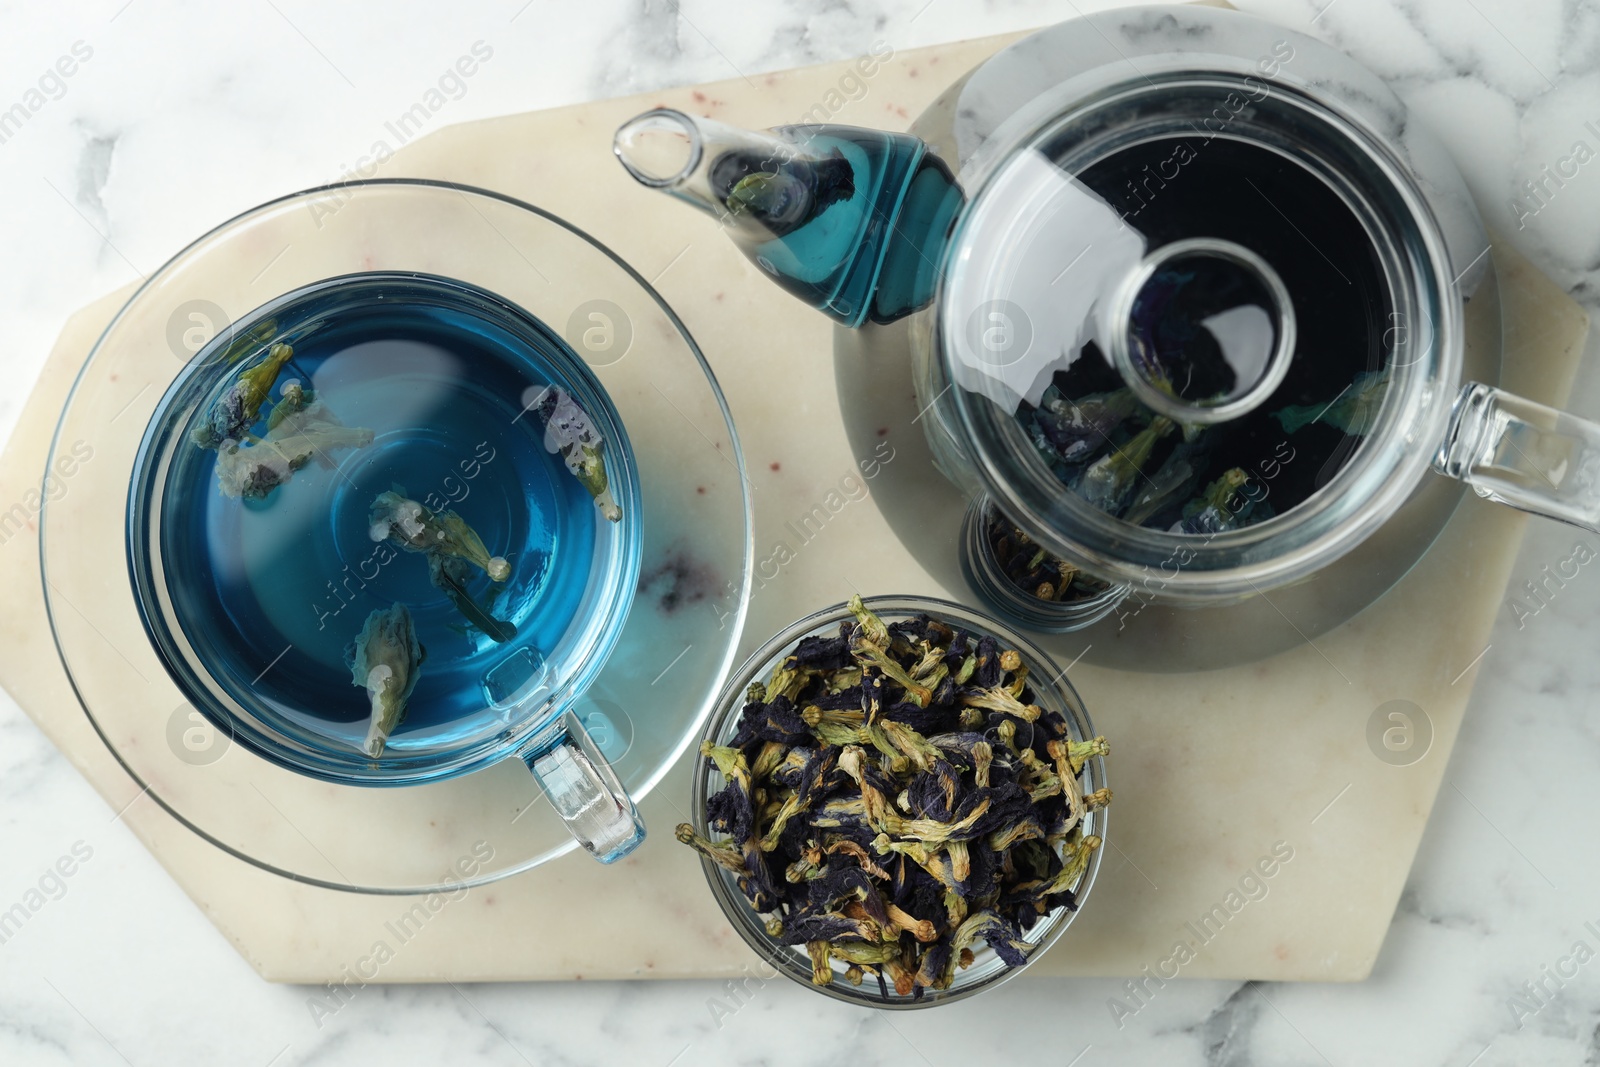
41,180,753,892
939,67,1479,600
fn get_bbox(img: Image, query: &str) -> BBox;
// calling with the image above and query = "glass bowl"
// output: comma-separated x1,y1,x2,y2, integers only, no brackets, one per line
688,594,1108,1008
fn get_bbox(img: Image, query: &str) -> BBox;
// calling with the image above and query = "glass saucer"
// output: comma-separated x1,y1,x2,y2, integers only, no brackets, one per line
40,180,752,892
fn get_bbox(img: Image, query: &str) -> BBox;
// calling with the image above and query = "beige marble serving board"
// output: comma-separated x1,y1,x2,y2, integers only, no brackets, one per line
0,32,1589,984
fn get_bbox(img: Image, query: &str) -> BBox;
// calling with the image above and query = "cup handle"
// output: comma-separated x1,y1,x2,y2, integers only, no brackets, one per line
524,711,646,863
1435,382,1600,531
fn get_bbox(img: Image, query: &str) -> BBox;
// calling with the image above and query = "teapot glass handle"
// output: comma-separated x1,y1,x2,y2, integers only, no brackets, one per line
1435,382,1600,531
524,711,645,864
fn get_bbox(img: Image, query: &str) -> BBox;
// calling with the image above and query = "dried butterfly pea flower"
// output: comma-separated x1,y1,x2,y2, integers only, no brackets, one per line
1056,736,1110,776
750,740,789,782
805,940,832,985
824,840,891,881
947,910,1031,975
828,938,901,969
676,823,749,875
850,639,933,708
686,596,1111,996
882,951,917,997
959,684,1043,722
913,940,953,991
779,912,881,946
792,634,853,670
757,747,839,852
847,596,892,648
770,746,815,789
707,792,752,847
731,694,812,747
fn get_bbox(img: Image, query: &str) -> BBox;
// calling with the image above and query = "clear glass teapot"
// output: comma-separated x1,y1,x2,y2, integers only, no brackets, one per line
615,4,1598,654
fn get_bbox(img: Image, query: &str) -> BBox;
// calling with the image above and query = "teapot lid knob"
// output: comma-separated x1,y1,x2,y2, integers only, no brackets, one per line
1107,237,1296,426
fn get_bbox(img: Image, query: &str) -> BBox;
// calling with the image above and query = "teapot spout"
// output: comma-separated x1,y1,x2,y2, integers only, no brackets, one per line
613,108,782,221
613,108,961,328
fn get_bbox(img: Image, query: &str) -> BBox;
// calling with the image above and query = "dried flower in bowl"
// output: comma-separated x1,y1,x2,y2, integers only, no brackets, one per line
679,595,1109,1000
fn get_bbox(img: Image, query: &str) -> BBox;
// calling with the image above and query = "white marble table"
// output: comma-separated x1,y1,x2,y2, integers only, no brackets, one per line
2,1,1598,1064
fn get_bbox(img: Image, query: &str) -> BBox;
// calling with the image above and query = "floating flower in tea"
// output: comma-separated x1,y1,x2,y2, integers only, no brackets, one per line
347,603,426,758
265,378,309,431
1124,420,1217,520
369,488,512,582
681,596,1109,998
369,488,518,643
526,386,622,522
427,553,518,644
210,317,278,368
214,381,375,500
191,341,297,450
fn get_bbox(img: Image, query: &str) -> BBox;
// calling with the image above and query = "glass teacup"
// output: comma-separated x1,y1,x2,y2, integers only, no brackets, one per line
130,271,648,861
44,179,752,887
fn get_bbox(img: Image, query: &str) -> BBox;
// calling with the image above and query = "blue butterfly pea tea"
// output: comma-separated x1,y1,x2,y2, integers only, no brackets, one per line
156,274,627,760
